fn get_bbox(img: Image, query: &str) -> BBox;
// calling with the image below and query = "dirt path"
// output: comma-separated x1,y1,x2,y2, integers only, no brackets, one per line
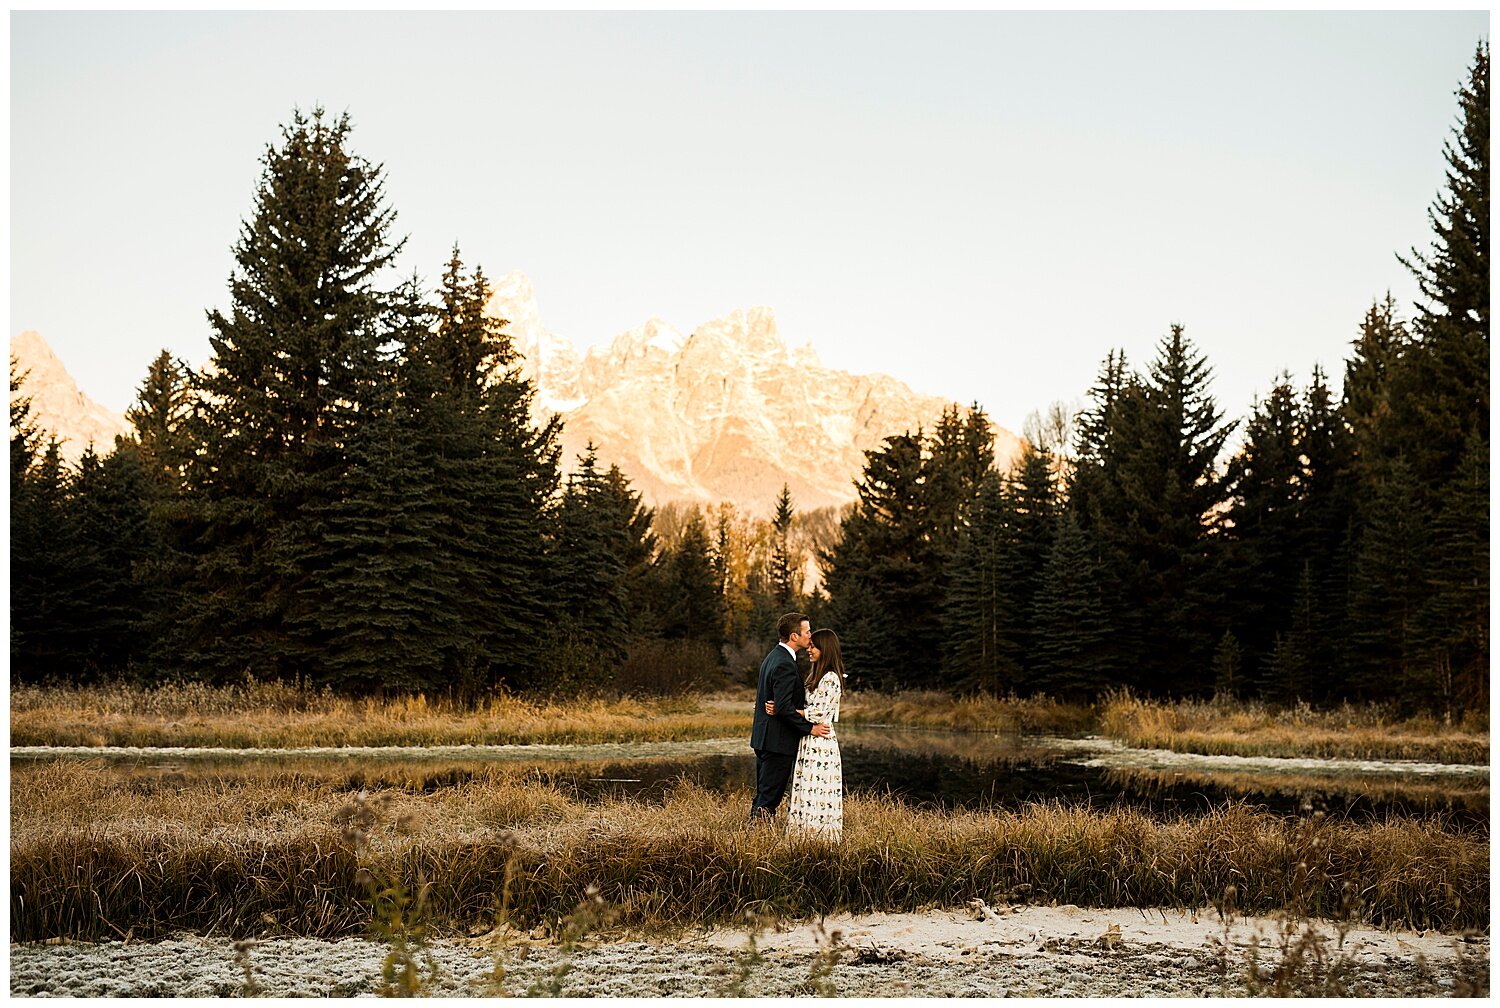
10,905,1486,997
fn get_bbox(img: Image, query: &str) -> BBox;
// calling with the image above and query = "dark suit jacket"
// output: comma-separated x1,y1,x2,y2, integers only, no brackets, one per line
750,643,817,756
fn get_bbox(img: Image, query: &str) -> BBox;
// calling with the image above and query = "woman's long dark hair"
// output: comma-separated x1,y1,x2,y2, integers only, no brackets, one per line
805,628,844,692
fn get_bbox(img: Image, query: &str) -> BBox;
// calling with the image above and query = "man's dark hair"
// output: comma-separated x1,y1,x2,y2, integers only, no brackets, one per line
777,612,809,642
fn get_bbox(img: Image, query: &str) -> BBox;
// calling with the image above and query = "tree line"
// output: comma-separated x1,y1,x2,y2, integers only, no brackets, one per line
823,44,1487,718
9,109,806,697
10,44,1488,712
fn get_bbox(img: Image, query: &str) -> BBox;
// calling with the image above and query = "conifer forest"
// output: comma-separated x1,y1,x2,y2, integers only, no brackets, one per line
10,46,1488,720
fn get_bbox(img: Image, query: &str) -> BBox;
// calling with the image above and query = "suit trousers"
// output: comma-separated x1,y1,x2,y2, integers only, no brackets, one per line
751,749,796,818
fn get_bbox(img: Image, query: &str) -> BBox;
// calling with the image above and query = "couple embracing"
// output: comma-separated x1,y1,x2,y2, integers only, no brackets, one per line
748,612,846,841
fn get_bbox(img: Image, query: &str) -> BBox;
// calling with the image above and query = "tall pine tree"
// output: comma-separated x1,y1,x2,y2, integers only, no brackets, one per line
170,108,402,682
409,248,561,690
550,445,632,683
1392,41,1488,500
1069,329,1235,696
822,431,935,689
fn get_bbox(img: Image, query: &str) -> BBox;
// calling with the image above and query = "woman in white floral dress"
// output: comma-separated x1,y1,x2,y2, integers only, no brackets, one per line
784,628,844,841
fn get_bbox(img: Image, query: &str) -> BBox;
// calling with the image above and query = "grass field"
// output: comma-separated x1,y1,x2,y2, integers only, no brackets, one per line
10,759,1487,943
11,681,1488,765
9,681,746,749
1098,691,1490,765
839,690,1095,735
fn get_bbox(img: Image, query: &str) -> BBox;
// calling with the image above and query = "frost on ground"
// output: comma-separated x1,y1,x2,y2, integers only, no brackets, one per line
12,736,1487,779
10,905,1487,998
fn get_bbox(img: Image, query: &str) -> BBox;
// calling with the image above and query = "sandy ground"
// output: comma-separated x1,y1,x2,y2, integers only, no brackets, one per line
9,904,1487,997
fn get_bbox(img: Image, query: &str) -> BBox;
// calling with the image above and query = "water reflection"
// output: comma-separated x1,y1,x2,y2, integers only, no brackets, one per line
524,727,1487,830
1099,764,1488,823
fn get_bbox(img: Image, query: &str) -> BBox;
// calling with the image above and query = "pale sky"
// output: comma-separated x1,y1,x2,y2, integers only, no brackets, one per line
10,10,1489,437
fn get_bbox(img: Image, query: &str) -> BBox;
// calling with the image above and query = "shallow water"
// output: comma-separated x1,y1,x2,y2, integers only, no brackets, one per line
13,726,1484,828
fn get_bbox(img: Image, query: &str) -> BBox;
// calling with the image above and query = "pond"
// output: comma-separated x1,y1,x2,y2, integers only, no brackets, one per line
527,727,1486,829
14,726,1485,830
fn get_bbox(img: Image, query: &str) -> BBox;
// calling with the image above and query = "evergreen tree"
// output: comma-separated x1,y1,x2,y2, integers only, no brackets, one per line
1211,630,1242,698
67,442,162,674
11,358,42,484
659,509,726,648
1414,430,1488,718
1000,443,1059,675
1382,44,1489,713
1070,329,1235,695
1221,375,1304,678
602,464,662,638
170,108,402,682
1330,49,1490,712
122,355,198,678
1341,295,1410,481
1346,458,1431,702
1137,325,1236,693
11,366,54,677
282,281,467,694
551,445,631,673
1401,42,1489,328
1297,366,1356,685
1029,515,1115,700
1063,350,1141,685
1258,563,1317,705
1263,632,1307,708
1395,43,1489,489
822,431,938,689
823,406,997,691
1072,351,1131,468
769,484,800,609
943,444,1060,694
924,404,996,558
1224,366,1356,699
941,471,1018,693
11,441,94,679
125,350,194,488
409,248,561,689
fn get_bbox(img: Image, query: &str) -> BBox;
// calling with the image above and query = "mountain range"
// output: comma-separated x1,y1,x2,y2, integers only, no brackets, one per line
11,276,1020,515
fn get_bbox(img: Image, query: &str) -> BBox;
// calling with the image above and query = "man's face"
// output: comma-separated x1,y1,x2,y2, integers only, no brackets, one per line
792,621,812,651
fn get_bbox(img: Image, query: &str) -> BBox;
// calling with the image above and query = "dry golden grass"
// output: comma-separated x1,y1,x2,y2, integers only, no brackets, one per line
837,725,1073,765
10,760,1486,943
10,682,1489,766
10,682,749,748
841,690,1095,735
1099,691,1489,765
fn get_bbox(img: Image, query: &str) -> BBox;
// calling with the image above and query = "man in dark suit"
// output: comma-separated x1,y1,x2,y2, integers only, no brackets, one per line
749,612,831,822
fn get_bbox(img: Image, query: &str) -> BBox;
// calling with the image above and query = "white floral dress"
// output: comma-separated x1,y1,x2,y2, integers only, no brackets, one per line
786,672,843,841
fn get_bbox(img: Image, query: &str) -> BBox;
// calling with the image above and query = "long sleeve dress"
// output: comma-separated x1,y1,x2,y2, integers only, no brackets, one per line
786,671,843,841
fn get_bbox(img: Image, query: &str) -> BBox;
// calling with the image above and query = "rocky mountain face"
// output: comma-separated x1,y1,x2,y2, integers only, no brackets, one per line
492,272,1022,516
12,278,1021,515
9,330,132,463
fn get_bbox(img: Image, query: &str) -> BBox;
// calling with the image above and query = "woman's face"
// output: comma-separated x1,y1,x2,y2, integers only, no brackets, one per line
809,643,822,663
